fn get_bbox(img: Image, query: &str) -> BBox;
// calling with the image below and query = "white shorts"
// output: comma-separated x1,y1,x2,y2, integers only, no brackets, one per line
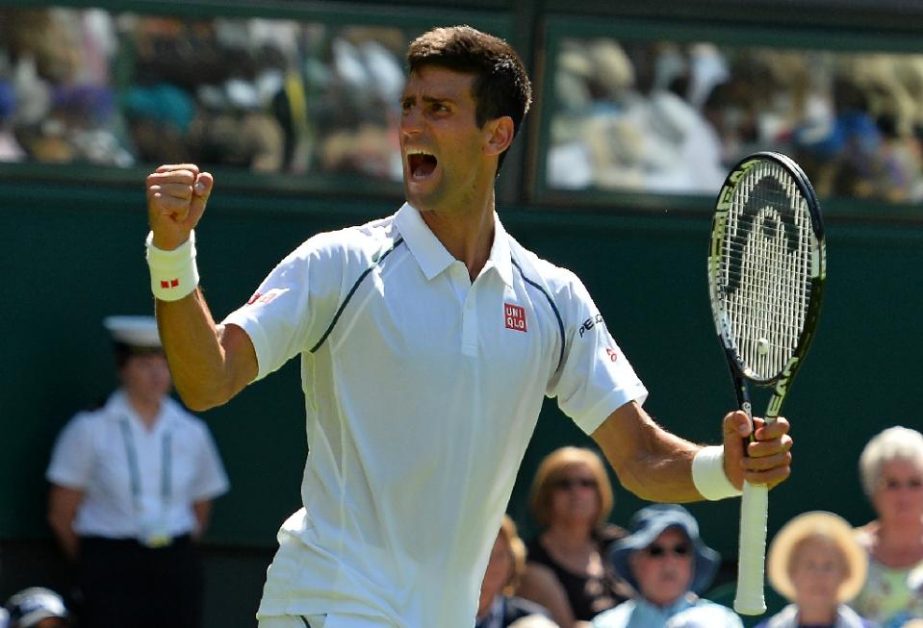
259,616,321,628
259,615,393,628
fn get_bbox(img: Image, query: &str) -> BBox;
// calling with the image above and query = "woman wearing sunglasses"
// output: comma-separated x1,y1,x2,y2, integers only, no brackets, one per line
851,426,923,626
518,447,633,627
592,504,742,628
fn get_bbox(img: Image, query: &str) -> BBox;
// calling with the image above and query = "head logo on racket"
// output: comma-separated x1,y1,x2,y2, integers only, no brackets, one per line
707,151,827,616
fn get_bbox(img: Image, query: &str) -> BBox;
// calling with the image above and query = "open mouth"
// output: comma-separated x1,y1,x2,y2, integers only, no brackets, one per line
408,151,438,179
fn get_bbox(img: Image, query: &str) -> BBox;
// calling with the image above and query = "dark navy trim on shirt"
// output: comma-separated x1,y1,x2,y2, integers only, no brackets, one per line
511,257,566,373
309,238,405,353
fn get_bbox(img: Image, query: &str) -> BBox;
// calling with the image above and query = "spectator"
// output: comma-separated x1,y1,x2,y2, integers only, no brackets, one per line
756,511,871,628
45,315,229,628
851,426,923,626
519,447,632,627
592,504,742,627
4,587,68,628
477,515,556,628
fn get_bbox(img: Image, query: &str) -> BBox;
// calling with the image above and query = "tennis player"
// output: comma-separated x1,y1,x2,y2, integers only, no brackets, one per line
143,26,792,628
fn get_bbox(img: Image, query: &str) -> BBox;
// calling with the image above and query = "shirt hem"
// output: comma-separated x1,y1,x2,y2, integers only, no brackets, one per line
573,384,649,435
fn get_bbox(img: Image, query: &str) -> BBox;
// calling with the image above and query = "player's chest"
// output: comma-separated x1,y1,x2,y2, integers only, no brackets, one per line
330,272,559,384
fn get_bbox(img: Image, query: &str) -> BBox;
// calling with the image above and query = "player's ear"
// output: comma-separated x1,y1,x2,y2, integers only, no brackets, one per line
484,116,514,157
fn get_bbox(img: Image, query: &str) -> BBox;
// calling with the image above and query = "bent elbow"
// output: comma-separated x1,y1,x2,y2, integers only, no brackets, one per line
175,381,233,412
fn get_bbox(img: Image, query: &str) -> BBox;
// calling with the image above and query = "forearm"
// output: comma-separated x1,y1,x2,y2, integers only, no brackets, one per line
147,165,255,410
592,404,702,503
156,292,240,411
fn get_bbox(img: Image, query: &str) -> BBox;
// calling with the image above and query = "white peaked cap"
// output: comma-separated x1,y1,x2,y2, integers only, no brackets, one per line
102,315,162,349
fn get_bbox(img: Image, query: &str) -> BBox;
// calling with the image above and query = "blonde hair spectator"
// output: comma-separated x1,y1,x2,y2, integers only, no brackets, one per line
499,514,528,595
754,511,871,628
519,447,630,627
529,446,614,528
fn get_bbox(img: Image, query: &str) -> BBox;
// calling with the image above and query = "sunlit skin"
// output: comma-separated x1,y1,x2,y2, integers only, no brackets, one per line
478,531,513,618
399,65,513,277
629,528,693,607
789,536,848,625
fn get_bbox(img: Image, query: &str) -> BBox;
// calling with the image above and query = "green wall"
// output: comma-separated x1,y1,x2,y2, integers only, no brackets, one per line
3,176,922,624
4,176,915,548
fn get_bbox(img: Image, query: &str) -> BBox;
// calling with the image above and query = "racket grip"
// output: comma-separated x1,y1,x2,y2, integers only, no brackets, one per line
734,480,769,615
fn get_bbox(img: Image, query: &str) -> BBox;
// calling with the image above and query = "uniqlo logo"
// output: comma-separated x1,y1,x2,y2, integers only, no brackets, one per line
246,288,284,306
504,303,527,333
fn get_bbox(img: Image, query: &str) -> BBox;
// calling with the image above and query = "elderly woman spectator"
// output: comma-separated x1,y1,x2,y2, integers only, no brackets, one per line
477,515,557,628
592,503,741,627
756,511,872,628
517,447,632,628
851,426,923,626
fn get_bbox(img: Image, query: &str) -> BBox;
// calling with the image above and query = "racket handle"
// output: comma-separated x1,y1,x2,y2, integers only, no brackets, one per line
734,480,769,615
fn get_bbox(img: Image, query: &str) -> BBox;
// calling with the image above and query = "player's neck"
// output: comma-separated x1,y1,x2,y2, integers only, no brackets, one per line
419,197,496,280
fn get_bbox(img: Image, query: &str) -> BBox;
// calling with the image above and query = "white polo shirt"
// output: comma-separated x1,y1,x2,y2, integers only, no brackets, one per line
46,390,229,540
223,203,647,626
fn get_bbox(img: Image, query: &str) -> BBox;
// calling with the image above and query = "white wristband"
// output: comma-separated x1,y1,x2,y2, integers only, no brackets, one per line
692,445,742,501
145,231,199,301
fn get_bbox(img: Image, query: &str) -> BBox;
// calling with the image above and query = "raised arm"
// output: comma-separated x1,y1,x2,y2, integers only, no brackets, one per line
591,401,792,502
146,164,257,411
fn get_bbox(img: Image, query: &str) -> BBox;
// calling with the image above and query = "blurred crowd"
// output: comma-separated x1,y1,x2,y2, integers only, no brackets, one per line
0,7,405,180
546,38,923,203
2,7,922,204
11,423,923,627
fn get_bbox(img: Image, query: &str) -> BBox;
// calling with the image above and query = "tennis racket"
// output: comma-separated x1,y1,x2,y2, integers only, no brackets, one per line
707,151,826,615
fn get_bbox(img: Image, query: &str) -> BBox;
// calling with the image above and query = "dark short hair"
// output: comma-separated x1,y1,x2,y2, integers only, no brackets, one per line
113,342,164,369
407,25,532,172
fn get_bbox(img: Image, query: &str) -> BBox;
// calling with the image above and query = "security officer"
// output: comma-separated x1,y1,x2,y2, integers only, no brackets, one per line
46,316,229,628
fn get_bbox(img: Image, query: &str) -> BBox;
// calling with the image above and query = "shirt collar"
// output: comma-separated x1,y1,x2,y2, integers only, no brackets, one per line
394,203,513,287
635,592,698,617
106,389,174,430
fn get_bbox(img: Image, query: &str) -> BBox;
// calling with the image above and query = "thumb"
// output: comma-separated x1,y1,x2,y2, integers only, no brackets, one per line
722,410,751,488
189,171,214,224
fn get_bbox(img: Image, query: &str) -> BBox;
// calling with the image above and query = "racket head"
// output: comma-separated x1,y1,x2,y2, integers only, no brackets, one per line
708,151,826,386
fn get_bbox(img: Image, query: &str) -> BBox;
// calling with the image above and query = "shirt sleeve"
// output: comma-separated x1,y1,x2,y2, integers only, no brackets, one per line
546,272,648,435
221,233,346,382
189,421,230,501
46,413,95,490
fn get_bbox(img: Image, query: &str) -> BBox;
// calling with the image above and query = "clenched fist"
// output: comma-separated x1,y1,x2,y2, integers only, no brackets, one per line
146,164,213,250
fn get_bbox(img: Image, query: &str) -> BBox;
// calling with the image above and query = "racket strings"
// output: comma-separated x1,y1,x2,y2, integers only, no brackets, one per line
720,162,815,380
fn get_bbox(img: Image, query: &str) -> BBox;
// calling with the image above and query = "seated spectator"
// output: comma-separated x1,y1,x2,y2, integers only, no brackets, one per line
592,504,742,628
477,514,557,628
518,447,632,627
4,587,69,628
756,511,871,628
851,426,923,626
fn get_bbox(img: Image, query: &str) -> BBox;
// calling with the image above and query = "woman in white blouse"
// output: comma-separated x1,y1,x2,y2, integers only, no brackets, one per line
46,316,229,628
